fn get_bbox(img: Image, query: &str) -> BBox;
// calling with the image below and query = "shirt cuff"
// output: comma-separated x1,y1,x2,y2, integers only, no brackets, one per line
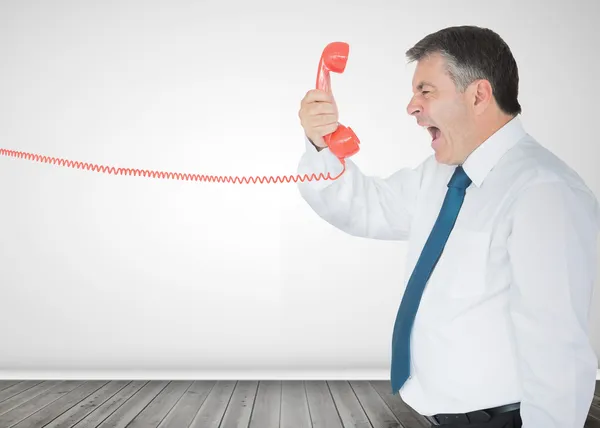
297,135,346,191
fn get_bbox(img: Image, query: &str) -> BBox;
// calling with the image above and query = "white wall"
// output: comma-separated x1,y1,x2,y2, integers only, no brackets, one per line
0,0,598,379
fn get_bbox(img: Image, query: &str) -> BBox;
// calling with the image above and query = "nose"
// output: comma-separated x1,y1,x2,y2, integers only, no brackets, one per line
406,96,421,116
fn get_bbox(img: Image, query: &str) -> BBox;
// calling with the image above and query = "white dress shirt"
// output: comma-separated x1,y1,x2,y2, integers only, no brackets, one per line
296,116,600,427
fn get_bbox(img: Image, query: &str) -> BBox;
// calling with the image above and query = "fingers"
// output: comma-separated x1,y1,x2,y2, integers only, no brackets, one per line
313,122,339,136
298,109,337,130
309,113,337,127
309,101,337,115
298,89,339,148
298,92,338,121
302,89,334,104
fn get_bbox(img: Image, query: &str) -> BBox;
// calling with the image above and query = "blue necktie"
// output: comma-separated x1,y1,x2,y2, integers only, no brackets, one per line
390,165,472,394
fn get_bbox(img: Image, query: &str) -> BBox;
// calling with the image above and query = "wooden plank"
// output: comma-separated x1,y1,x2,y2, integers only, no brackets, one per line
0,380,85,427
11,381,109,428
328,380,372,428
44,381,131,428
188,380,236,428
0,381,22,392
305,380,343,428
0,377,593,428
126,380,192,428
71,381,148,428
280,381,311,428
248,380,281,428
219,380,258,428
585,413,600,428
369,381,430,428
156,381,215,428
0,381,64,417
350,381,402,428
590,402,600,422
0,380,44,403
93,380,169,428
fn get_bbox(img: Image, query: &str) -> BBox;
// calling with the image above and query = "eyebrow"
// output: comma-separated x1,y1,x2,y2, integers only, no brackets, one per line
416,81,436,90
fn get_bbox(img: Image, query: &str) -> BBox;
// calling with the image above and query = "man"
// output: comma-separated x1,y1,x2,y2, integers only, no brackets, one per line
296,26,599,427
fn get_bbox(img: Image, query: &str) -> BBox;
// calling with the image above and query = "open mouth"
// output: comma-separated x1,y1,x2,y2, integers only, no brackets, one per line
427,126,441,141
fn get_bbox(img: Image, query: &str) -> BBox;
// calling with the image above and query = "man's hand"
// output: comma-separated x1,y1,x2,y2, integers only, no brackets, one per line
298,89,339,149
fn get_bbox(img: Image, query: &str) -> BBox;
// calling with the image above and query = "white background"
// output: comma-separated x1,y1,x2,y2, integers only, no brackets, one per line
0,0,598,378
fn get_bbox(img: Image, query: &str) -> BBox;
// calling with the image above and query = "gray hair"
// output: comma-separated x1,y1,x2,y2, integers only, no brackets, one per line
406,26,522,115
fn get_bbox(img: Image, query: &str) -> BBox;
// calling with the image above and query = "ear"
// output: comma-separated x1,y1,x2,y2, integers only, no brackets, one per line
471,79,493,114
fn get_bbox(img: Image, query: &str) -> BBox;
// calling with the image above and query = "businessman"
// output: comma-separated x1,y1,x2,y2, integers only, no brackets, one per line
296,26,599,427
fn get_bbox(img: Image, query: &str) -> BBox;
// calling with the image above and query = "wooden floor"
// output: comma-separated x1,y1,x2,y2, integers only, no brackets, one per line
0,379,598,428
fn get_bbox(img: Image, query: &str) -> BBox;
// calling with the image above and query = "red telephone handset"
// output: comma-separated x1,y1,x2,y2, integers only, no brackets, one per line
316,42,360,162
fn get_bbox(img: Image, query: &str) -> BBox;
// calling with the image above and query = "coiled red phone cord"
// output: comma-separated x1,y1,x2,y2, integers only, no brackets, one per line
0,147,346,184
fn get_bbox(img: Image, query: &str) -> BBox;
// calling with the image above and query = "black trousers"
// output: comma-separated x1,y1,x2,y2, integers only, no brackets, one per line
426,409,522,428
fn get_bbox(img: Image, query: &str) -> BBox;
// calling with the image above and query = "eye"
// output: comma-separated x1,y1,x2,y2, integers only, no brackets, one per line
422,90,430,95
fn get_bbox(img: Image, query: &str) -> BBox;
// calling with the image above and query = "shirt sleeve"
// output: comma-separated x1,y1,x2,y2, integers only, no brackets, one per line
296,135,425,241
506,180,600,427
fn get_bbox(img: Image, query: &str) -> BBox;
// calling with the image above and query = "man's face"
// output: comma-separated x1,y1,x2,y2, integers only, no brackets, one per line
406,52,475,165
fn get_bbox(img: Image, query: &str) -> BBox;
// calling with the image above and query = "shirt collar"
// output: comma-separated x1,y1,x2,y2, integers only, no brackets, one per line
461,115,527,187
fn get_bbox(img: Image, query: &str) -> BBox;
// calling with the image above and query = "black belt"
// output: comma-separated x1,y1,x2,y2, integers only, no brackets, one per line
424,402,520,426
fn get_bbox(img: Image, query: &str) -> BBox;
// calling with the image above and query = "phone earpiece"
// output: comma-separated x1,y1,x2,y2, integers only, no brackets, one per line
316,42,360,161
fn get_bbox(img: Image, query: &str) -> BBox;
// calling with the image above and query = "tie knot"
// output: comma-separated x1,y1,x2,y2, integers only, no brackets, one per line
447,166,472,190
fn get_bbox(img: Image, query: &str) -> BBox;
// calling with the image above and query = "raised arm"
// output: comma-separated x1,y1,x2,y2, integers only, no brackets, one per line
296,136,425,240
